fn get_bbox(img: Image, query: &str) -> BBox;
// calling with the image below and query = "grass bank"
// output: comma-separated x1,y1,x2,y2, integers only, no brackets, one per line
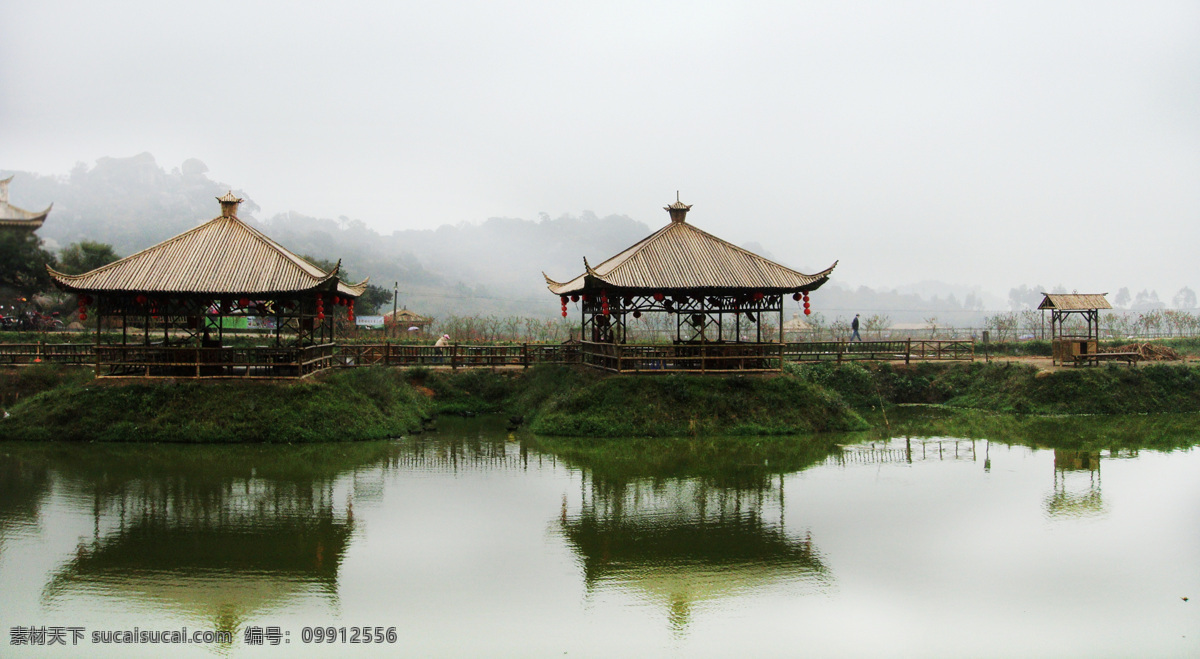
5,360,1199,443
0,366,431,442
788,361,1200,415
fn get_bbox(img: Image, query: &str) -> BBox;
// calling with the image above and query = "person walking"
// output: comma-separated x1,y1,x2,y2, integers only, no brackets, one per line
850,314,862,342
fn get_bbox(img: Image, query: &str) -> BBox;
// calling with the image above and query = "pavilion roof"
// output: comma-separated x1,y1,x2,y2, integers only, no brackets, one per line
544,200,836,295
0,176,51,230
1037,293,1111,311
47,192,367,297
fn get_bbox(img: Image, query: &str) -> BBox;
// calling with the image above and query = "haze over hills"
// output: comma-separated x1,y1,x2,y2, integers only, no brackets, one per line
3,155,1190,322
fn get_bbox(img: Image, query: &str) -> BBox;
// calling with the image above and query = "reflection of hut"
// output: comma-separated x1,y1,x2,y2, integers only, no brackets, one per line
384,307,433,336
543,196,836,372
0,176,51,231
1039,293,1110,365
47,193,367,378
1047,449,1105,518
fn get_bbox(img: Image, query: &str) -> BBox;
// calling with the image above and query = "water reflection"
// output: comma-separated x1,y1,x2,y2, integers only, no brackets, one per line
1047,449,1104,518
16,442,407,635
0,451,51,552
538,436,841,632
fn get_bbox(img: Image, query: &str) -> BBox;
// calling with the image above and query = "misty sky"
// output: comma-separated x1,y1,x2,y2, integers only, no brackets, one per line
2,1,1197,300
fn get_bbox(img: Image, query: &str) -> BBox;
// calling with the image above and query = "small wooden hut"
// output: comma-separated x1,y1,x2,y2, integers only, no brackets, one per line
544,197,836,372
384,308,434,337
47,192,367,378
0,176,51,231
1039,293,1110,365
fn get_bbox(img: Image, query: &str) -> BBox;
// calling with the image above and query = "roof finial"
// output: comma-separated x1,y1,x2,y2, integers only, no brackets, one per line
216,191,244,218
664,193,692,223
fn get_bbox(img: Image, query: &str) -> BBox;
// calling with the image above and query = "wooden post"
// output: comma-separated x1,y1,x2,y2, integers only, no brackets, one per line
906,338,911,365
452,343,459,370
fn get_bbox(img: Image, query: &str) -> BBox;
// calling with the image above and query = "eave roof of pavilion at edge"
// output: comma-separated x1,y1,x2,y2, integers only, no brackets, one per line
0,176,52,230
47,192,368,298
543,197,836,296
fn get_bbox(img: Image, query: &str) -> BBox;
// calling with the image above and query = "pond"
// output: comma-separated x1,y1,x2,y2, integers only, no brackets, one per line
1,412,1197,657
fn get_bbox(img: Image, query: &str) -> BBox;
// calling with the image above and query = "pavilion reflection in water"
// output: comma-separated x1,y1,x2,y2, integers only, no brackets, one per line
558,469,831,631
37,443,403,635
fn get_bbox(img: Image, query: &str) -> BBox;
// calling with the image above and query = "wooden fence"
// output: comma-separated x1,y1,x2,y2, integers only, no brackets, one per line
581,341,784,373
93,344,336,378
784,339,974,363
0,339,972,376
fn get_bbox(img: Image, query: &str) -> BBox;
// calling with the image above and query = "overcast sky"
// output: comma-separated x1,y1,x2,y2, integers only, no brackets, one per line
2,1,1197,300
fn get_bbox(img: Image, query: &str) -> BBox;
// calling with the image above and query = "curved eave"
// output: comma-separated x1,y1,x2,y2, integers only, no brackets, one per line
0,204,51,229
547,260,838,297
336,277,369,298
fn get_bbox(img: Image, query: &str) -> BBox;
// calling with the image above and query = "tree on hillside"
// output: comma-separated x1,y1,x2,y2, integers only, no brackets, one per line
58,241,120,275
358,284,392,314
0,231,56,297
1113,287,1131,308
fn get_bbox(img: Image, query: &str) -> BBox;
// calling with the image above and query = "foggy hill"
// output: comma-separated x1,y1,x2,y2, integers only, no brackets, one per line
4,154,991,322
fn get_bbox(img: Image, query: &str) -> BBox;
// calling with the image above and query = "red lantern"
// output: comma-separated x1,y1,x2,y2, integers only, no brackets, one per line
560,295,568,305
632,310,641,319
317,312,326,321
561,310,568,318
793,292,801,301
653,293,664,302
136,294,147,305
804,308,811,316
239,297,250,308
803,292,810,302
78,313,88,321
570,295,579,303
753,292,764,301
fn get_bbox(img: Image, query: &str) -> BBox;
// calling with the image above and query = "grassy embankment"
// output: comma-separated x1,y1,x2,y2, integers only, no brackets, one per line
788,360,1200,415
0,366,431,442
3,359,1200,442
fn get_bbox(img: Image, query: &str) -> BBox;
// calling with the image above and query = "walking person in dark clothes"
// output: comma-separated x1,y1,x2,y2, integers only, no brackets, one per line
850,314,862,342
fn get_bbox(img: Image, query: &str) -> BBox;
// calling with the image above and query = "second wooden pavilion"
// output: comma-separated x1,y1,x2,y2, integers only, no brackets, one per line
544,197,836,372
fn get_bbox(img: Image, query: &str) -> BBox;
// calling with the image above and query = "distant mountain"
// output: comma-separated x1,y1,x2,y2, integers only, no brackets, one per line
3,154,995,322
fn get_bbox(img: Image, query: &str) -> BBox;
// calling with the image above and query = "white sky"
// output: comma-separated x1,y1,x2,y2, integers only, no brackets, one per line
2,1,1197,300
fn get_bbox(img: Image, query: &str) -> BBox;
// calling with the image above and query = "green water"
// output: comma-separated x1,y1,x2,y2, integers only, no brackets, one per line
1,413,1198,657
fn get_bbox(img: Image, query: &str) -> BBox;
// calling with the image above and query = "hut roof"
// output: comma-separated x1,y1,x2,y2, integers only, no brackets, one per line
47,192,367,297
384,308,432,323
1038,293,1111,311
781,313,811,331
544,199,836,295
0,176,51,230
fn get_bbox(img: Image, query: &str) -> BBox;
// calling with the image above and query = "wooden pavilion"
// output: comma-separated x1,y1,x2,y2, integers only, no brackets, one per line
0,176,51,231
544,197,836,372
1039,293,1111,365
48,192,367,378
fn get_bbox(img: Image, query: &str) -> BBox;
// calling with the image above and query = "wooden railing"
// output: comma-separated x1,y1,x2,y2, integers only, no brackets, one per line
0,338,973,377
0,342,95,365
334,343,578,369
784,339,974,363
580,341,784,373
94,344,336,378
